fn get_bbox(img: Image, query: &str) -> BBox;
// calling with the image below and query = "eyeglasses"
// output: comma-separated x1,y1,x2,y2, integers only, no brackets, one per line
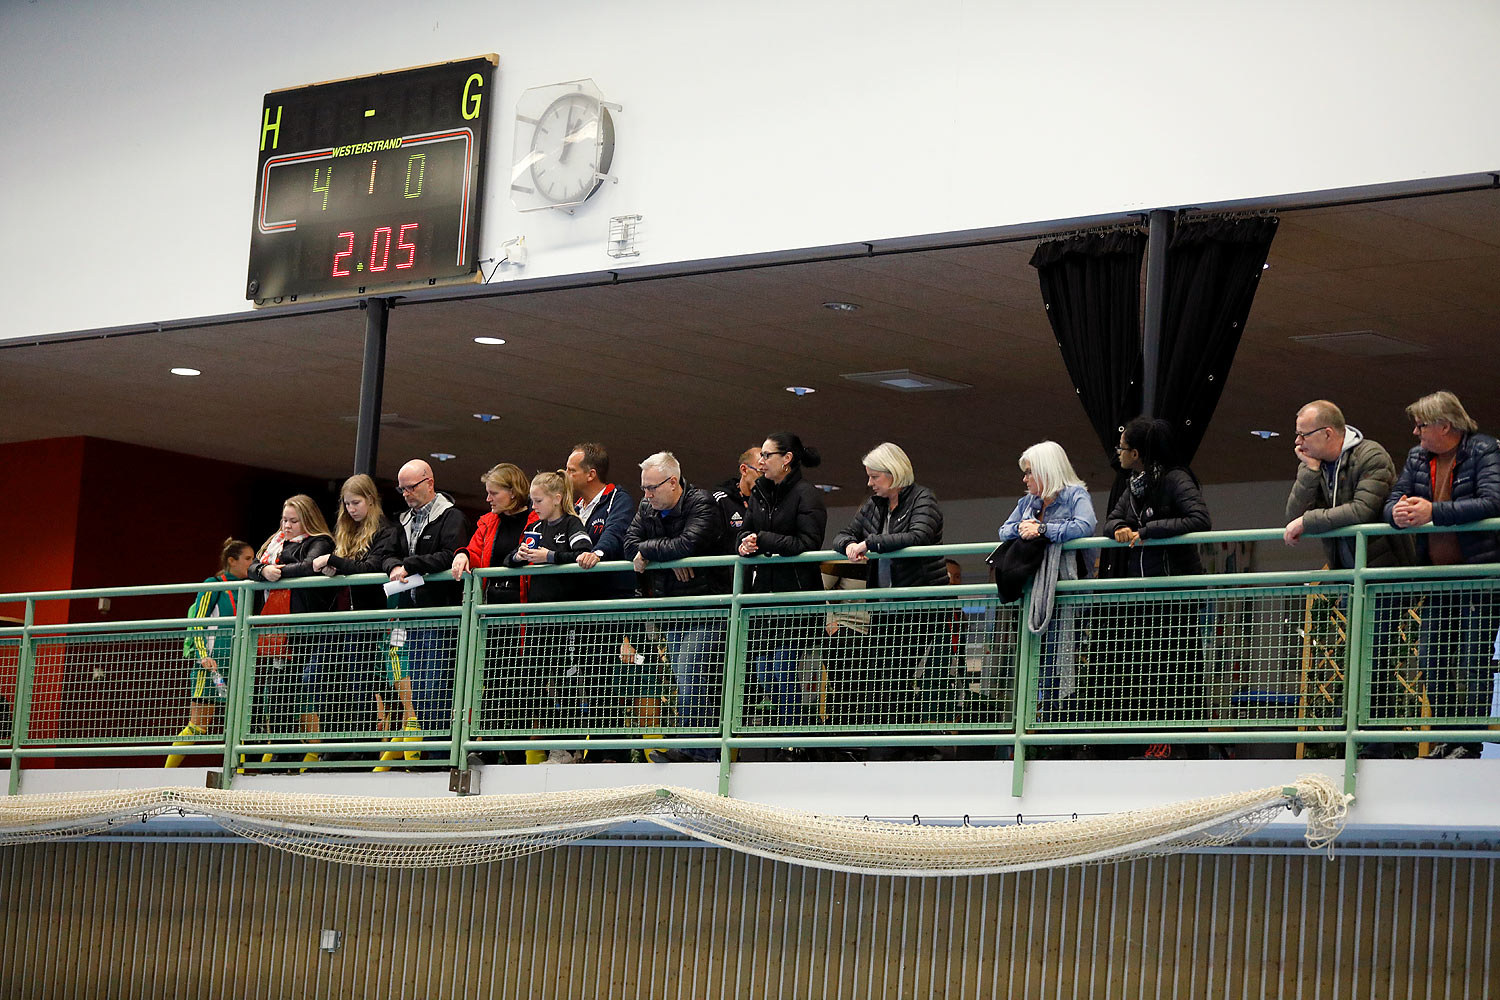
395,477,431,494
760,451,787,459
1413,421,1443,432
1114,444,1135,453
1293,426,1330,441
641,475,676,494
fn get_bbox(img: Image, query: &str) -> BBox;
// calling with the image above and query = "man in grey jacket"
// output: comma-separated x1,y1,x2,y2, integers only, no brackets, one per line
1283,400,1414,758
1283,400,1414,569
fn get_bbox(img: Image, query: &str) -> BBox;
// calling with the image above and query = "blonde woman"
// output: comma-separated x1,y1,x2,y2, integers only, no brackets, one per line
503,470,593,763
248,494,335,765
313,474,415,769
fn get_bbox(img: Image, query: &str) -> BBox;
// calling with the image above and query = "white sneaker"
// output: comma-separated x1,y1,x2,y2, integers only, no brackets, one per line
548,749,579,764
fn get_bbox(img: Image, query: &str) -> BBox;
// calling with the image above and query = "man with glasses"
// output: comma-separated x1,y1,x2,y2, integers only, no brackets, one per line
1284,400,1412,569
715,446,762,531
384,459,472,734
1383,391,1500,759
1284,401,1414,758
622,452,735,762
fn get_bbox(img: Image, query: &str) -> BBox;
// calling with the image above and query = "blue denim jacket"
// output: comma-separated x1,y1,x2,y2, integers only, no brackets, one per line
997,484,1097,544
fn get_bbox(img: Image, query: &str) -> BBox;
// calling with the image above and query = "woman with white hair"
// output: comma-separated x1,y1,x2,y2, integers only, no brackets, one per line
996,441,1097,728
830,442,947,751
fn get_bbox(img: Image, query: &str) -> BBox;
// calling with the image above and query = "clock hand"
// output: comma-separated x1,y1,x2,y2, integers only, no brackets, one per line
558,102,579,165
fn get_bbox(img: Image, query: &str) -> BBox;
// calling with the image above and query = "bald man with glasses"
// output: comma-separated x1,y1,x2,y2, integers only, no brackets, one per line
383,458,472,734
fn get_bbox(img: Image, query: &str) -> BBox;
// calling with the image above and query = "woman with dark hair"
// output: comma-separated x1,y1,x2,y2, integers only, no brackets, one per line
165,537,254,768
737,432,828,748
313,473,411,768
1098,417,1212,758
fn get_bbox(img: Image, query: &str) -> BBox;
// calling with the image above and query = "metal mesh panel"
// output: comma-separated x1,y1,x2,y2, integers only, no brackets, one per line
22,628,209,745
1041,585,1351,730
472,608,729,736
737,596,1011,734
1363,579,1500,729
243,616,460,763
0,638,17,745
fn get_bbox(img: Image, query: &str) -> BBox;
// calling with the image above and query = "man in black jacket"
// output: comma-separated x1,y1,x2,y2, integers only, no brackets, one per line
1383,391,1500,759
384,459,472,732
623,452,732,761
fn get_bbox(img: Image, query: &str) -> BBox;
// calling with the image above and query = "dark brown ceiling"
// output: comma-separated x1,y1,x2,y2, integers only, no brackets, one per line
3,189,1498,507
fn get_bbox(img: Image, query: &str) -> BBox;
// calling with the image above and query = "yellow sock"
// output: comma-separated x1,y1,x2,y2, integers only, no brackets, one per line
525,748,547,765
373,747,401,772
165,723,206,768
401,718,422,761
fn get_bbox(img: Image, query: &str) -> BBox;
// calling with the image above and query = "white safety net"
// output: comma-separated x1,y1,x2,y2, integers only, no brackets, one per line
0,775,1349,874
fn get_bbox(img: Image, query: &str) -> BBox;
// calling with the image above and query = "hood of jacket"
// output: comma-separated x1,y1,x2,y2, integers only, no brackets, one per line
399,491,455,527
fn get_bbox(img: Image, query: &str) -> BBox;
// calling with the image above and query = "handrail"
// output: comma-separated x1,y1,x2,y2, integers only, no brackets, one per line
3,518,1498,800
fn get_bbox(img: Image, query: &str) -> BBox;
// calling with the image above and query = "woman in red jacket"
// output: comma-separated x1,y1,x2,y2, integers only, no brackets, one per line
451,463,537,760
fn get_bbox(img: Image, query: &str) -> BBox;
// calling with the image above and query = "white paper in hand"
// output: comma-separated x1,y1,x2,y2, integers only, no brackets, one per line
383,574,425,597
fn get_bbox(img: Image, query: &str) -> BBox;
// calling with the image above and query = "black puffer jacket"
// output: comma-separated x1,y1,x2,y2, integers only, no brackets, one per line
325,521,404,610
624,483,732,597
831,483,947,588
1100,467,1210,577
250,534,337,614
1383,432,1500,564
740,467,827,593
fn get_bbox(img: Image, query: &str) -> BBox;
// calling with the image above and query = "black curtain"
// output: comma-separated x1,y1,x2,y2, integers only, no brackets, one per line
1029,230,1147,462
1154,216,1278,463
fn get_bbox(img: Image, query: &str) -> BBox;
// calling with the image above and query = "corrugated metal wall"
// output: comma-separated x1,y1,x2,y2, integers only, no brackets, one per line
2,841,1495,999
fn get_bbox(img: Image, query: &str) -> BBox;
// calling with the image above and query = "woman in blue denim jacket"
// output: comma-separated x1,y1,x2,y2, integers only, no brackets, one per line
998,441,1097,545
997,441,1097,722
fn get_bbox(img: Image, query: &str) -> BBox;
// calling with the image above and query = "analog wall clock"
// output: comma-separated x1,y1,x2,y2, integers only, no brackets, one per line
510,79,617,212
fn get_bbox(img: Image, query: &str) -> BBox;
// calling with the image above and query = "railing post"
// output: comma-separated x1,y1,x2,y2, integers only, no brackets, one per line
1343,529,1370,795
7,600,36,796
448,573,476,770
717,559,746,796
218,581,255,787
1010,580,1036,798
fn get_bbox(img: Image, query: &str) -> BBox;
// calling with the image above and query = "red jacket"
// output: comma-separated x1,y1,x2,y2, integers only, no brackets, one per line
463,505,540,602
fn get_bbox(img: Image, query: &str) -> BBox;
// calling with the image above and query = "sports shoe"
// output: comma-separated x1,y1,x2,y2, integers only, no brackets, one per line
547,749,579,764
1427,742,1480,760
1423,743,1451,759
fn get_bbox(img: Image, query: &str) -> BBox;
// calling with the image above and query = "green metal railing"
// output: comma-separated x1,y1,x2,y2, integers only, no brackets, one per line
1,519,1497,796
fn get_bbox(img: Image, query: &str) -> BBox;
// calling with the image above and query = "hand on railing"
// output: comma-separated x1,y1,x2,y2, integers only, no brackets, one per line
451,552,470,581
844,541,869,563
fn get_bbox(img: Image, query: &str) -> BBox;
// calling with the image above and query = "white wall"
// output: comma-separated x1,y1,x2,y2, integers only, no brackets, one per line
4,0,1498,341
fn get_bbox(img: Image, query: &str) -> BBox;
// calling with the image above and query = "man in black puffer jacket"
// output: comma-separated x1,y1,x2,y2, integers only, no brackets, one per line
830,443,947,749
1383,391,1500,760
623,452,734,761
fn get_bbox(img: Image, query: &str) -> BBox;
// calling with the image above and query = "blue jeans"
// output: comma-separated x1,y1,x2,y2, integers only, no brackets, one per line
405,627,457,731
754,646,803,729
665,625,723,729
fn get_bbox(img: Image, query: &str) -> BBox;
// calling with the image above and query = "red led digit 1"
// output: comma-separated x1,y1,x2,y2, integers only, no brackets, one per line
396,223,419,269
332,232,355,277
369,226,392,273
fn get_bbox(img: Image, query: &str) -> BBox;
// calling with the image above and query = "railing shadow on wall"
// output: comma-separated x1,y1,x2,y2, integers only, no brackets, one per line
2,520,1497,797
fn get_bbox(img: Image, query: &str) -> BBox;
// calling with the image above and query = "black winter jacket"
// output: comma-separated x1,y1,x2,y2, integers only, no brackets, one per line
830,483,947,588
325,521,404,611
1383,432,1500,564
575,486,637,599
1100,467,1210,577
624,483,733,597
250,534,337,614
740,467,827,593
384,494,472,608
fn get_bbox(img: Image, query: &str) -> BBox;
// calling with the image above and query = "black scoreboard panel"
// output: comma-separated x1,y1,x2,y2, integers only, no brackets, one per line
247,56,495,303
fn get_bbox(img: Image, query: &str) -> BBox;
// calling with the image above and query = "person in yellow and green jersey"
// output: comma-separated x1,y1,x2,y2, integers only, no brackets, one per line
166,538,254,767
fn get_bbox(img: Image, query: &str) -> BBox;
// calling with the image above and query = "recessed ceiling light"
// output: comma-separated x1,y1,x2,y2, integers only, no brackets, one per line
814,484,841,492
785,386,816,396
473,413,501,422
430,452,456,461
1262,262,1271,270
822,301,860,312
1250,430,1281,439
841,369,971,393
170,367,201,377
473,336,506,346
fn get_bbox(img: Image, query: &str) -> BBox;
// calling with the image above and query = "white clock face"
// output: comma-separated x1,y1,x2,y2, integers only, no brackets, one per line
529,92,607,204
